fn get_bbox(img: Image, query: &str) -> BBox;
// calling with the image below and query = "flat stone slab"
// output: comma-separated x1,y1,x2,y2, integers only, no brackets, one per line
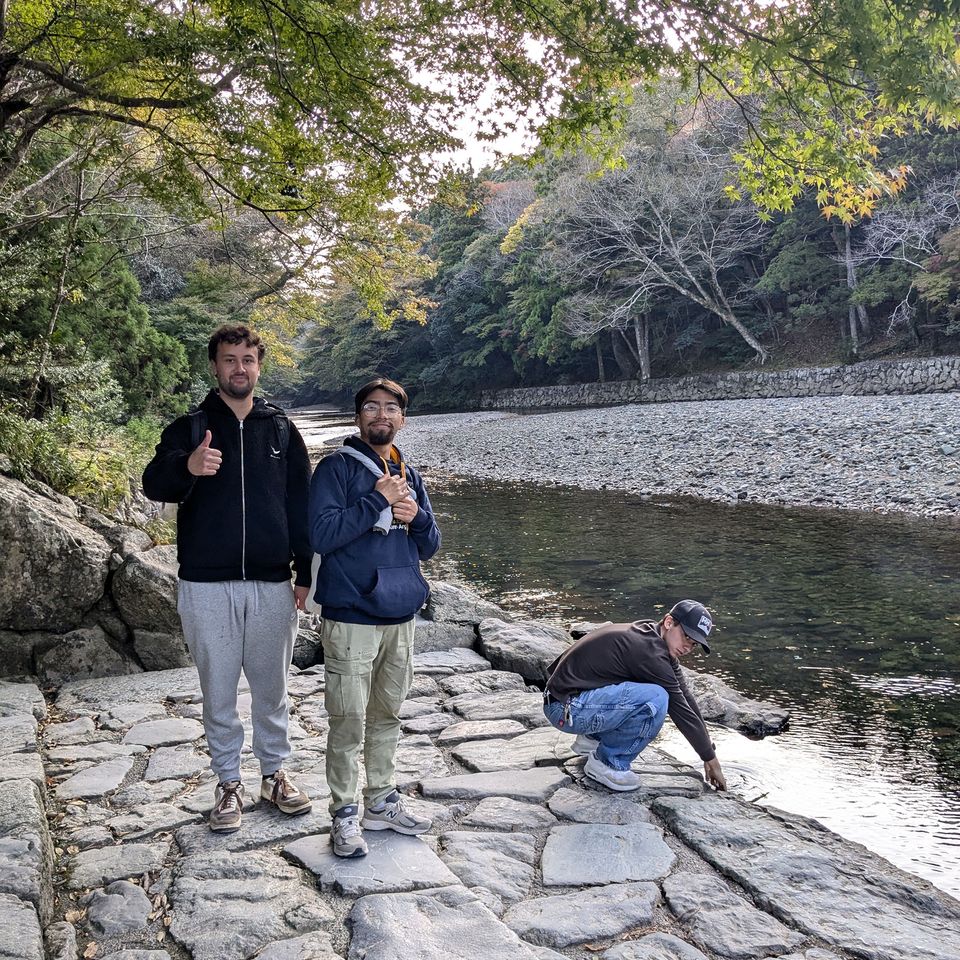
477,618,570,686
0,752,44,788
420,767,570,802
438,831,537,902
57,668,202,710
0,892,43,960
169,851,333,960
0,715,37,756
541,823,675,886
436,719,527,746
348,885,545,960
85,879,152,936
547,785,652,824
286,673,326,698
463,797,558,831
0,778,53,924
67,841,169,889
123,718,204,747
253,931,342,960
445,689,549,726
0,681,46,721
664,872,804,958
395,735,450,787
98,702,168,731
105,803,201,840
412,648,491,675
654,795,960,960
56,756,134,800
452,726,575,772
47,742,145,763
438,670,528,698
284,832,459,896
175,804,333,855
399,697,441,720
400,712,458,735
602,933,712,959
44,717,97,744
144,746,207,781
504,881,660,947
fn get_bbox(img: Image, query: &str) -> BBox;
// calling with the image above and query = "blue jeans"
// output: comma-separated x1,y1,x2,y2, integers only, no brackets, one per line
544,682,669,771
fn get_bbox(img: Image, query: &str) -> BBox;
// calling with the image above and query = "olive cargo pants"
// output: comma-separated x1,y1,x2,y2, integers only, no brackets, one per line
320,618,415,813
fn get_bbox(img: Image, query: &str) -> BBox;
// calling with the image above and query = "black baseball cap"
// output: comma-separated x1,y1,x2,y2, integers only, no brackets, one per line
669,599,714,653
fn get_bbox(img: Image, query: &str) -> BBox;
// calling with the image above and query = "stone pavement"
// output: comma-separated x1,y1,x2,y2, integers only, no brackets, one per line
2,649,959,960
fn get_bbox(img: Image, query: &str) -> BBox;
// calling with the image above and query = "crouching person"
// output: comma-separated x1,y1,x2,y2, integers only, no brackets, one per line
543,599,727,793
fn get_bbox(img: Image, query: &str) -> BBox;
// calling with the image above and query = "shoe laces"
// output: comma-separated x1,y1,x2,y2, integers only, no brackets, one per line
217,781,242,813
336,815,362,840
268,769,298,801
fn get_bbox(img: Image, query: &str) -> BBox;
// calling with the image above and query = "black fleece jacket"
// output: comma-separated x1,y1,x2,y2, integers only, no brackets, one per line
142,390,312,585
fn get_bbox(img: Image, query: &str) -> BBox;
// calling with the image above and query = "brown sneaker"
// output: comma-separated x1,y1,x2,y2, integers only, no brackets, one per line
261,769,312,815
209,780,244,833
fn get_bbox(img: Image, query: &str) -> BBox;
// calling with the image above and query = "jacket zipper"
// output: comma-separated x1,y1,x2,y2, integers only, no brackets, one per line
239,419,246,580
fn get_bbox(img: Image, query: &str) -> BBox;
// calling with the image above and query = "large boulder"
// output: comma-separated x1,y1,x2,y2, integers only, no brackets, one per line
682,669,790,737
425,581,512,625
0,475,111,632
35,627,142,683
112,544,180,634
477,618,571,686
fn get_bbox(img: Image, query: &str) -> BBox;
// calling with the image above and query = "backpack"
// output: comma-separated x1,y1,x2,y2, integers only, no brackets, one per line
187,407,291,457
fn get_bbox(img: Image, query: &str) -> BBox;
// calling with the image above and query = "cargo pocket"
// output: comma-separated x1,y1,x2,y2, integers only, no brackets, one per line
321,622,377,718
372,623,415,716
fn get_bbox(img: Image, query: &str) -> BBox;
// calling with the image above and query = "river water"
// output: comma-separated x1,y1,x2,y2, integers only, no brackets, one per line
421,475,960,898
293,407,960,897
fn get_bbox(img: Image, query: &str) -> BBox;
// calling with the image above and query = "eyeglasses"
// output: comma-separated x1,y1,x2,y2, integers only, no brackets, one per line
360,401,403,415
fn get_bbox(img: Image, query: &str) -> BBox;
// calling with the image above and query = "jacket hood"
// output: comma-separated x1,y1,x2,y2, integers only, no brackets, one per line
199,390,286,420
344,434,404,467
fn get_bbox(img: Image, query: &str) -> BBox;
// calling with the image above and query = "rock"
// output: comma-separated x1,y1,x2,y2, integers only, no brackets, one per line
44,717,96,744
503,882,660,947
287,671,326,698
44,921,78,960
436,719,527,746
413,617,478,653
547,785,653,824
452,726,575,772
602,933,712,959
144,746,207,781
100,952,171,959
347,885,545,960
0,779,53,924
123,717,204,747
105,803,201,840
85,879,152,936
400,712,458,735
438,831,537,902
0,752,44,788
444,689,549,727
425,581,510,624
463,797,558,831
540,823,675,886
394,735,450,786
56,756,135,800
0,892,43,960
252,931,342,960
132,630,192,671
477,619,571,686
412,648,491,675
66,841,169,889
406,673,438,698
47,742,145,763
111,544,180,635
682,669,790,736
98,702,168,731
0,474,111,633
291,628,323,671
420,767,570,803
284,832,459,896
654,795,960,960
169,851,334,960
57,667,202,712
0,714,37,756
437,670,528,698
36,627,141,683
0,681,45,721
398,697,440,720
0,631,40,678
569,620,611,638
663,872,804,958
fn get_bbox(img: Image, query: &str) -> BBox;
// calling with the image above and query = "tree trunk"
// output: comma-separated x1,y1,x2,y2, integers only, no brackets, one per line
718,308,768,363
611,328,639,379
595,336,606,383
633,313,651,381
844,223,870,343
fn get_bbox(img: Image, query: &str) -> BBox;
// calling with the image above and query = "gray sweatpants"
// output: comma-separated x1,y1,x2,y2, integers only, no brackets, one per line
178,579,297,783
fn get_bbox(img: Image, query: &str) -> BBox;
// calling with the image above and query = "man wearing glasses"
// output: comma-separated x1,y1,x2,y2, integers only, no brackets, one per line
308,378,441,857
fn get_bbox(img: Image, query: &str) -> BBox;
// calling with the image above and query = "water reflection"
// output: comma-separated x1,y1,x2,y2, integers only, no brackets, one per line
422,475,960,896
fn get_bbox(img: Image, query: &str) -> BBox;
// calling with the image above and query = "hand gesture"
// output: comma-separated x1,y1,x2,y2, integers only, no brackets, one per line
704,757,727,791
391,496,419,524
375,471,410,505
187,430,223,477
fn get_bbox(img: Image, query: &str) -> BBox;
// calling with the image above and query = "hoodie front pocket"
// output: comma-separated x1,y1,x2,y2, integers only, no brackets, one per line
358,565,429,620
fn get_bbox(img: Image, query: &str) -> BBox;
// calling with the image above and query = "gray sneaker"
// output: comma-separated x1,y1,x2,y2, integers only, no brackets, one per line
362,790,431,835
331,805,368,858
571,734,599,756
584,752,642,792
209,780,244,833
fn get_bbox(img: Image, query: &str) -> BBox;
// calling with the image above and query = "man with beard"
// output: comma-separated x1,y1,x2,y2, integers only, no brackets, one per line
308,378,441,858
143,324,313,833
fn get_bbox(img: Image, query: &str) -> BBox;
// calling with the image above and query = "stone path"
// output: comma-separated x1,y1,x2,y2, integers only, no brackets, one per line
2,649,959,960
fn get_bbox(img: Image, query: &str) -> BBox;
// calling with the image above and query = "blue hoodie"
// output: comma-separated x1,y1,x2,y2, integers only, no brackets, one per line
308,437,441,624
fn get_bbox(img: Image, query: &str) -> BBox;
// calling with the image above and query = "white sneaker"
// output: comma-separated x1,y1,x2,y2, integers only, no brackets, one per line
584,752,642,792
331,806,368,858
571,734,599,756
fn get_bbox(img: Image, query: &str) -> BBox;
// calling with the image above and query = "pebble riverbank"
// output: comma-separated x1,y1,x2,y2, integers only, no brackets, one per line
392,394,960,519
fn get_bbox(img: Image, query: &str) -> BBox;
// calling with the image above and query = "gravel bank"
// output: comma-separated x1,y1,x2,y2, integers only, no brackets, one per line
397,394,960,519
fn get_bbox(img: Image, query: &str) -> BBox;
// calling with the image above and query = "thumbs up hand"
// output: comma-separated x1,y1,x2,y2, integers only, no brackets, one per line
187,429,223,477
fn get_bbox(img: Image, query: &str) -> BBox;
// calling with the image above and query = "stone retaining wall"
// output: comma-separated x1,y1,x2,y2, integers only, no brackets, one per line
480,356,960,409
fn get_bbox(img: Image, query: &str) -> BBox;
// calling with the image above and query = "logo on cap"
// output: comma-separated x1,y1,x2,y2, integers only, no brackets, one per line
698,614,713,635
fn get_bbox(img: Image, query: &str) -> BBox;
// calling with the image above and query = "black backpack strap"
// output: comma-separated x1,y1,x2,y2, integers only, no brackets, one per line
187,409,207,451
